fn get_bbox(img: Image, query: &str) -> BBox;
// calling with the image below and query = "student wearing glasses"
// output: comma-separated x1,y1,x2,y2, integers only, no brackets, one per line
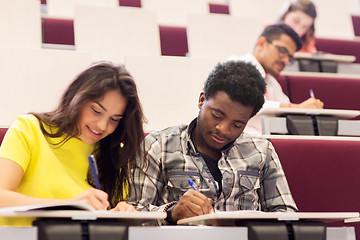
228,24,323,135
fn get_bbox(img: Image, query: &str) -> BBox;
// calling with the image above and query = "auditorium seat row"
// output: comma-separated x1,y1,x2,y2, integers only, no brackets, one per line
41,16,360,62
275,74,360,111
40,0,360,37
316,37,360,64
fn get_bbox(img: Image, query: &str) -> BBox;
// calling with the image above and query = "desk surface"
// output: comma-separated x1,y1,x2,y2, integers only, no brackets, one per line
345,217,360,223
294,52,356,63
178,211,359,225
281,70,360,79
265,134,360,141
0,210,165,224
259,108,360,119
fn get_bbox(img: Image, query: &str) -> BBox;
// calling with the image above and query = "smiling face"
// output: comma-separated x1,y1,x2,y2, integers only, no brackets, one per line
283,10,314,38
193,91,254,160
256,34,297,77
78,90,127,144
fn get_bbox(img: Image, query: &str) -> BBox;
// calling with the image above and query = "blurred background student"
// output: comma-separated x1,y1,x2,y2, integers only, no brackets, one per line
228,24,324,135
276,0,317,53
0,62,145,226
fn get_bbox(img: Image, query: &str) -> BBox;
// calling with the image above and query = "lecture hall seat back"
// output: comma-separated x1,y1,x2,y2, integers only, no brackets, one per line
42,17,75,45
0,128,8,146
274,75,289,97
315,37,360,64
208,3,230,14
351,15,360,37
159,26,188,56
119,0,141,7
286,75,360,111
270,138,360,238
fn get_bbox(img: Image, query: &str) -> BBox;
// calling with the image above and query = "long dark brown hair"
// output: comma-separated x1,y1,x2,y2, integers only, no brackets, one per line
32,62,145,207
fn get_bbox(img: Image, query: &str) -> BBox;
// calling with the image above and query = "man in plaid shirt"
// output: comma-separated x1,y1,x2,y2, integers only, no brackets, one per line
129,61,297,225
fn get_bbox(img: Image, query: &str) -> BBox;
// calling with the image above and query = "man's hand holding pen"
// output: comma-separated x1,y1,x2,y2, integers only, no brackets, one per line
168,179,214,223
171,189,214,223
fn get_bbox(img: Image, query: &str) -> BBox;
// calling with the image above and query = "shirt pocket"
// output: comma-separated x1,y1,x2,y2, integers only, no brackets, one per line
166,171,201,201
237,170,260,194
235,170,261,210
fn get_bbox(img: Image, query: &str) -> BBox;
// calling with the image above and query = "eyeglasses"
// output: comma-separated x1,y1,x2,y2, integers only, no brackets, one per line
266,39,294,64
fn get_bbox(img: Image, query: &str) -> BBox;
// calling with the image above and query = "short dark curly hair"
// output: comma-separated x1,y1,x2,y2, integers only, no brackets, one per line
203,61,266,117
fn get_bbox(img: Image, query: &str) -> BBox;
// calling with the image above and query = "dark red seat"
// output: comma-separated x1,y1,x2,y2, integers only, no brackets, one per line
119,0,141,7
159,26,188,57
42,17,75,45
352,15,360,37
209,3,230,14
286,75,360,111
0,128,8,146
275,75,289,97
315,37,360,64
270,138,360,238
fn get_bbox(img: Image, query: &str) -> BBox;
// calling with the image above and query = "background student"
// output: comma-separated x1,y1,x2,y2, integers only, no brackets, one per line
0,62,145,225
130,61,297,225
276,0,317,53
228,24,323,135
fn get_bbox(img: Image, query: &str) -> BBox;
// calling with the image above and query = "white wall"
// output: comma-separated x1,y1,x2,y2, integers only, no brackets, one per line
125,55,220,132
0,47,92,127
0,0,42,49
74,5,161,63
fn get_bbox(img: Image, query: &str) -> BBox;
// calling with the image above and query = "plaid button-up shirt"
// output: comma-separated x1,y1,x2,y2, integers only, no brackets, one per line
130,119,297,214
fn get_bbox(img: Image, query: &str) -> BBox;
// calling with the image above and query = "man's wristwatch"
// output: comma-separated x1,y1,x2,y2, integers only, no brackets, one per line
164,201,177,225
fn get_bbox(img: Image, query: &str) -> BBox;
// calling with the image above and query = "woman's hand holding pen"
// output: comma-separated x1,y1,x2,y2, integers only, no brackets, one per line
171,189,214,223
67,188,109,210
110,201,136,212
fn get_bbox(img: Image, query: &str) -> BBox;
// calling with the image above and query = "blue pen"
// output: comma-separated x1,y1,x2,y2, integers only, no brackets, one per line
189,179,215,209
88,154,101,190
188,179,198,191
309,89,315,98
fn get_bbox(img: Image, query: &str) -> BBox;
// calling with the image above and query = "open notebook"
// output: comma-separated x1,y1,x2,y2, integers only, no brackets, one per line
0,203,166,223
0,202,95,212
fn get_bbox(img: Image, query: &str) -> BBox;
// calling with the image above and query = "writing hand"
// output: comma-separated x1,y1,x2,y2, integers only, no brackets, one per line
171,189,214,223
110,201,136,212
68,188,109,210
293,97,324,109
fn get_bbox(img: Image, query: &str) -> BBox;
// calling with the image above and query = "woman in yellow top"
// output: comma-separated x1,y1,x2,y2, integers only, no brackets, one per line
277,0,317,53
0,62,145,225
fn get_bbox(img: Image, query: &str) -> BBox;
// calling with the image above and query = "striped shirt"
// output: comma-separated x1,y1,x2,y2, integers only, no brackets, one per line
130,119,297,214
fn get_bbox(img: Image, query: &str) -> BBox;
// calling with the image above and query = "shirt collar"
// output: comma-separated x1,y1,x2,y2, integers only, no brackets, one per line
247,53,266,79
185,118,198,154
